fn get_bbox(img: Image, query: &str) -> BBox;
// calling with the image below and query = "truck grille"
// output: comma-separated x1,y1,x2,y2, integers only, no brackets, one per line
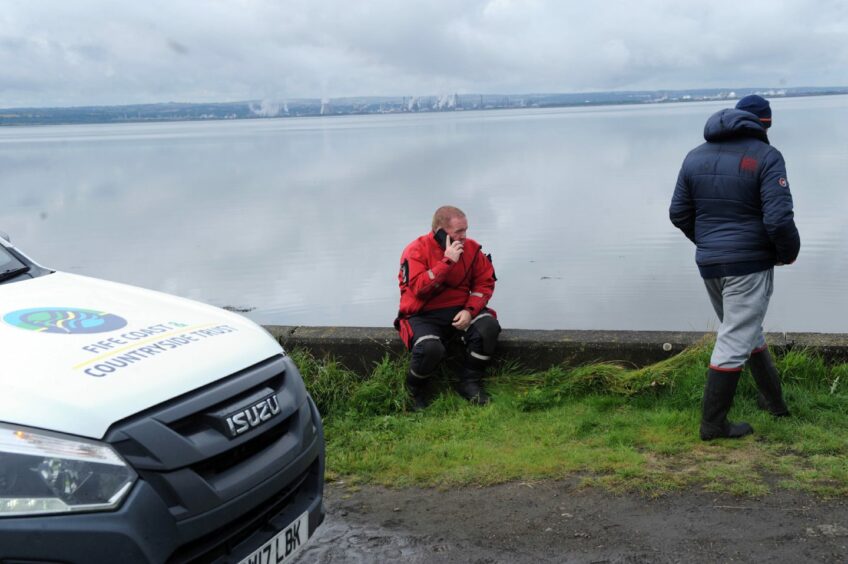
170,458,322,564
105,354,314,522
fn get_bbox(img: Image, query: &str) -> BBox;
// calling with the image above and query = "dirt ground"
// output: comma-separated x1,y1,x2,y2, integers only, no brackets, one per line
293,480,848,563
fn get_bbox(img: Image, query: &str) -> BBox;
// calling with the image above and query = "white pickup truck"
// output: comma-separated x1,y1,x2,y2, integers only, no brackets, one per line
0,233,324,563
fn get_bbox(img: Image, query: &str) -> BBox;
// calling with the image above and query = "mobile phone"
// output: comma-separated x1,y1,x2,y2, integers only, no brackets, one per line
434,228,448,250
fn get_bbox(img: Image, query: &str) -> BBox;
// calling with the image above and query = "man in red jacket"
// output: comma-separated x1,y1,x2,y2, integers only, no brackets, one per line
394,205,500,410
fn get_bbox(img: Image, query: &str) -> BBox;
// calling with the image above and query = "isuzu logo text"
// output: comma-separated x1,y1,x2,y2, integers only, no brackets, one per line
225,395,281,438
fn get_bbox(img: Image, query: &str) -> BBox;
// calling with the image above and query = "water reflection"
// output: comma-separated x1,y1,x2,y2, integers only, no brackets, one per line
1,95,846,332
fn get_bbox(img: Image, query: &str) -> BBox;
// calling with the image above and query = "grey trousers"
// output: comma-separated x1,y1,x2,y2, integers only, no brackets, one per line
704,269,774,370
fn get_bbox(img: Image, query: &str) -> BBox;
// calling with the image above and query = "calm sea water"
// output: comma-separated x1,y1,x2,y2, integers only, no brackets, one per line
1,96,846,332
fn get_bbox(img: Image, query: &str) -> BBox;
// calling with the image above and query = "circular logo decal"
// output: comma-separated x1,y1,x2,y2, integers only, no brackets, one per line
3,308,128,334
778,177,788,188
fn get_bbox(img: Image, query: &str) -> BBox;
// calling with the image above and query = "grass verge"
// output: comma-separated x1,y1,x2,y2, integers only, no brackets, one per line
290,343,848,497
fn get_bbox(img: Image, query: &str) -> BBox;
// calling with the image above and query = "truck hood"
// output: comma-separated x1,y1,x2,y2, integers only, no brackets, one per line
0,272,283,439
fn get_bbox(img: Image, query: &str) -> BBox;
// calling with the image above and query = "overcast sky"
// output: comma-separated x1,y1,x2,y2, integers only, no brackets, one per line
2,0,847,108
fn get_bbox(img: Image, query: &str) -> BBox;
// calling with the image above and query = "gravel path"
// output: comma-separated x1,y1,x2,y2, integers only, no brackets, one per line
293,480,848,563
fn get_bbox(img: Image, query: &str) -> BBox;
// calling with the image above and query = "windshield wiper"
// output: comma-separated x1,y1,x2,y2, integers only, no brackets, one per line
0,266,30,282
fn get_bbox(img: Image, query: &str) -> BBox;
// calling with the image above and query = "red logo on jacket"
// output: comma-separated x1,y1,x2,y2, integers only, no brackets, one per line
740,157,758,172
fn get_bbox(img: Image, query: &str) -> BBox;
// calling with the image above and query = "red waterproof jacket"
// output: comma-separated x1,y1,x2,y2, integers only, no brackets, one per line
394,231,496,348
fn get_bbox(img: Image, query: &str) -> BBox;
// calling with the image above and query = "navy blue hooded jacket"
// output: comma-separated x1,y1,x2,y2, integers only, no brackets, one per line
670,108,800,279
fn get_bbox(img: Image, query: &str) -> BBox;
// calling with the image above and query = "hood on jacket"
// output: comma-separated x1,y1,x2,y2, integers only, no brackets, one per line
703,108,770,144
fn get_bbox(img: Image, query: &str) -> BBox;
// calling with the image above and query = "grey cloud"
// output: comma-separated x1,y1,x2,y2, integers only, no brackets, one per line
0,0,846,107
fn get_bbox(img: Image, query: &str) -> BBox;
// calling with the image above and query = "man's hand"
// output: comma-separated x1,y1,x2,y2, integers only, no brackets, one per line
452,309,472,331
444,235,464,263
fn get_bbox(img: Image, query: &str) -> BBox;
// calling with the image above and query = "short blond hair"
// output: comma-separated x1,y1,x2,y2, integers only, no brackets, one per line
431,205,466,231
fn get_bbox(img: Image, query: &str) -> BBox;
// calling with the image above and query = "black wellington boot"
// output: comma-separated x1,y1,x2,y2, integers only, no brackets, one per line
700,368,753,441
406,371,432,412
748,349,790,417
456,368,490,405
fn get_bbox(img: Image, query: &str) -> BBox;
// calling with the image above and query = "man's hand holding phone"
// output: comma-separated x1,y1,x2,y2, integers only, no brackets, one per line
444,235,464,263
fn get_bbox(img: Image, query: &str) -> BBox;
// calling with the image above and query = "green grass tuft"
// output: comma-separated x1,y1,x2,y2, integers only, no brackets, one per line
348,355,409,416
289,348,362,416
292,342,848,497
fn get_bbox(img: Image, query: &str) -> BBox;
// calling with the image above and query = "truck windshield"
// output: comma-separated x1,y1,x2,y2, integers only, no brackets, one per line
0,245,29,282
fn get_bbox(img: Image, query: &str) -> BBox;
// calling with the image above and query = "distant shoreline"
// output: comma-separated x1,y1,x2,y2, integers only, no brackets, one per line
2,87,846,127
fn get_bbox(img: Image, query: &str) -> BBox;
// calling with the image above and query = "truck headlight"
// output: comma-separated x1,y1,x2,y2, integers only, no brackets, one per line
0,423,137,518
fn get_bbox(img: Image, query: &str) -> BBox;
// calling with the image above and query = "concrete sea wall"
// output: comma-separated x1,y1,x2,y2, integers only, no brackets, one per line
264,326,848,376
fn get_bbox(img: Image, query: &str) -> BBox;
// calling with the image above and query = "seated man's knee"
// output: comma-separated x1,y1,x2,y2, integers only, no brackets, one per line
468,315,501,356
463,316,500,371
410,336,445,376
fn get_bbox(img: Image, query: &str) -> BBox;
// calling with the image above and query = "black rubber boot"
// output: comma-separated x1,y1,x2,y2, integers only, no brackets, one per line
456,368,490,405
748,349,790,417
700,368,753,441
406,371,432,412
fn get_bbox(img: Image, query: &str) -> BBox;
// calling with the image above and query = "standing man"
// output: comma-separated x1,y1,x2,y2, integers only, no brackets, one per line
670,95,800,440
394,205,500,410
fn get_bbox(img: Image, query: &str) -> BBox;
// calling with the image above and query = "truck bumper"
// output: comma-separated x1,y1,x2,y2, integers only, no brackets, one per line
0,396,325,564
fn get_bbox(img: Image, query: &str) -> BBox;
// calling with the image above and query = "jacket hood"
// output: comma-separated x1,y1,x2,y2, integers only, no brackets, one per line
703,108,769,144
